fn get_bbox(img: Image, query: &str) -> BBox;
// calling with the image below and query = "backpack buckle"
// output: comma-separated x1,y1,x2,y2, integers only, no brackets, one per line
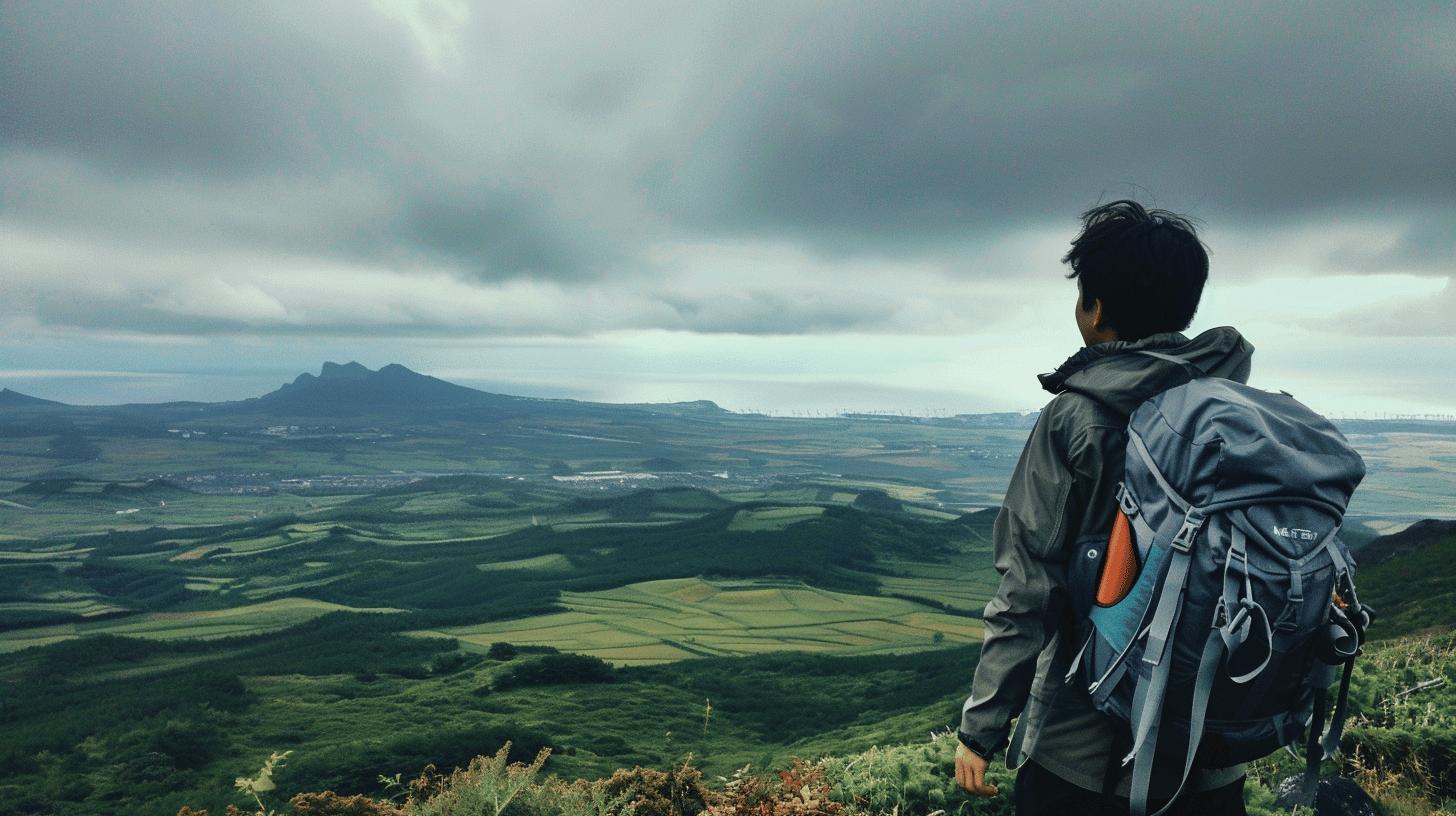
1212,597,1229,628
1170,509,1205,552
1116,481,1140,516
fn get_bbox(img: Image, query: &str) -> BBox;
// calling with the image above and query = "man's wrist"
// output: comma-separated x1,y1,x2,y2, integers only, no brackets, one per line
955,729,997,761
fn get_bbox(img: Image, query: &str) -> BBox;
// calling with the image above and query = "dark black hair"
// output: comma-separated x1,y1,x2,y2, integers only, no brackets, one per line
1062,199,1209,341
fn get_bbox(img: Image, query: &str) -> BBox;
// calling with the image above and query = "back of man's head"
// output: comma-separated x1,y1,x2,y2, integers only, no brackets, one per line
1062,199,1210,341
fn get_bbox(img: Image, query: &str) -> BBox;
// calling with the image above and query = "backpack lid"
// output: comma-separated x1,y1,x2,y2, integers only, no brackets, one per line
1130,378,1366,513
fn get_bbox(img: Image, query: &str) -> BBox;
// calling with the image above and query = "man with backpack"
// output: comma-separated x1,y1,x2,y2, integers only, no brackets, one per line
951,199,1367,815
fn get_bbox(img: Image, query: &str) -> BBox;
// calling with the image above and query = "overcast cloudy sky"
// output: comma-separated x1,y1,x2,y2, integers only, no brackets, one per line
2,1,1453,416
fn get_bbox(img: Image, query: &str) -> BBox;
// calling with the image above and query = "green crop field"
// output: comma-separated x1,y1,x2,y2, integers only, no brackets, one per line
862,557,1000,614
726,504,827,530
411,576,983,665
477,552,574,572
0,597,402,653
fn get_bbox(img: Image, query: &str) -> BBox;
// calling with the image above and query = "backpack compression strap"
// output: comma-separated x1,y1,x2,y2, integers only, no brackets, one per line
1318,537,1363,759
1297,525,1358,806
1129,526,1248,816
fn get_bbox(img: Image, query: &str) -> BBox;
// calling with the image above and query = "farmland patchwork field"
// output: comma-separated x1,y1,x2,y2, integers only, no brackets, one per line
413,575,983,664
0,597,402,653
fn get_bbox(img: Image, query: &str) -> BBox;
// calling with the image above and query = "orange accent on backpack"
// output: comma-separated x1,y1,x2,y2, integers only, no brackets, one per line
1095,508,1140,607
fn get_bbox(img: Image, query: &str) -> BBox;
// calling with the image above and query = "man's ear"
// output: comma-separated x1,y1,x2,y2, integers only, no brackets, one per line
1090,299,1120,342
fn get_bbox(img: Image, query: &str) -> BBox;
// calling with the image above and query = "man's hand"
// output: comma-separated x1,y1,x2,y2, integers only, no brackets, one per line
954,740,1000,797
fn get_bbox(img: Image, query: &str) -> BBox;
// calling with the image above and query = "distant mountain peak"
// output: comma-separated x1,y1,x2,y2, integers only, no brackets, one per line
285,362,416,390
260,361,490,416
0,388,66,408
319,361,374,379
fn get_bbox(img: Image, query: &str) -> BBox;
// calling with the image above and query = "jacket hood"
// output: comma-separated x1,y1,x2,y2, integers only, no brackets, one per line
1038,326,1255,417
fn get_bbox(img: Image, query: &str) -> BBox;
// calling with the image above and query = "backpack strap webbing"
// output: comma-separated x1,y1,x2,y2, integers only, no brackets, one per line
1127,526,1230,816
1321,656,1357,758
1218,526,1273,684
1129,622,1227,816
1319,597,1363,760
1122,540,1189,772
1302,687,1330,805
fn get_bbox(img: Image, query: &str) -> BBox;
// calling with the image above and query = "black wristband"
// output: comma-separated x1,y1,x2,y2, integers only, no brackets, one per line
956,729,996,760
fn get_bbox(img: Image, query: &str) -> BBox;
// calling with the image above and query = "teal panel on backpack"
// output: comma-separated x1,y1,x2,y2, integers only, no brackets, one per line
1089,541,1168,652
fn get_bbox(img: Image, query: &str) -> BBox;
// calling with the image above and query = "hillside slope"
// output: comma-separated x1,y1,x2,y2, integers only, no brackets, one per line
178,629,1456,816
1354,519,1456,638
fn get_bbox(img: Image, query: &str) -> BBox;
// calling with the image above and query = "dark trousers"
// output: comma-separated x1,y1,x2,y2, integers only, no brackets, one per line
1014,759,1248,816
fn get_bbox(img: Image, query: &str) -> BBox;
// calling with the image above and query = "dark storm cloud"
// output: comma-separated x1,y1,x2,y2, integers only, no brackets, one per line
659,2,1456,249
1,0,1453,338
0,1,414,175
1,0,614,282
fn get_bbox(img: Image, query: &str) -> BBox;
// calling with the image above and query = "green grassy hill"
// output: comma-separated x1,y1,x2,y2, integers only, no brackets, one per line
0,482,1002,816
141,629,1456,816
1352,519,1456,639
2,479,1451,816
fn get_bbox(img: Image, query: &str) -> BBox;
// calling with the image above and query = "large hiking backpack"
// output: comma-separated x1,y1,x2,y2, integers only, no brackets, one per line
1061,364,1371,816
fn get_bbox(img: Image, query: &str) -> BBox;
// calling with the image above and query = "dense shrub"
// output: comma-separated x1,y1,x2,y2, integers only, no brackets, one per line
288,790,407,816
599,760,712,816
279,724,552,797
493,654,615,691
430,653,473,675
707,757,842,816
487,642,518,661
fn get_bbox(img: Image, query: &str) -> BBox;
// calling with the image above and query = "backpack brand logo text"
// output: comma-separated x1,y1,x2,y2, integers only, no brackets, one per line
1271,526,1317,541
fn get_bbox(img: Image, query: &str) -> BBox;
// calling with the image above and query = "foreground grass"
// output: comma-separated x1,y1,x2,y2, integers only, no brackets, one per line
165,629,1456,816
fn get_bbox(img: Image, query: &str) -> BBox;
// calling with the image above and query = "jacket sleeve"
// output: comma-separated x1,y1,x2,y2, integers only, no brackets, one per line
957,405,1081,758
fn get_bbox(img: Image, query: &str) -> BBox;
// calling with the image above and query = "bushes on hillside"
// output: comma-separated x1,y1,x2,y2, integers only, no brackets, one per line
170,631,1456,816
816,733,1013,816
289,791,405,815
279,724,551,797
598,761,711,816
487,642,518,661
181,743,852,816
492,654,615,691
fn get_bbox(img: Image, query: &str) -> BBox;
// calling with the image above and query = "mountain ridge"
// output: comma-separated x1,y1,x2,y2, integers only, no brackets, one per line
0,388,65,408
0,362,730,418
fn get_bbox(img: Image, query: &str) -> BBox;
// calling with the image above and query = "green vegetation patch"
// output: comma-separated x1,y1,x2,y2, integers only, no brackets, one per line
0,597,403,653
1356,520,1456,639
412,576,981,665
477,553,573,572
726,505,827,531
